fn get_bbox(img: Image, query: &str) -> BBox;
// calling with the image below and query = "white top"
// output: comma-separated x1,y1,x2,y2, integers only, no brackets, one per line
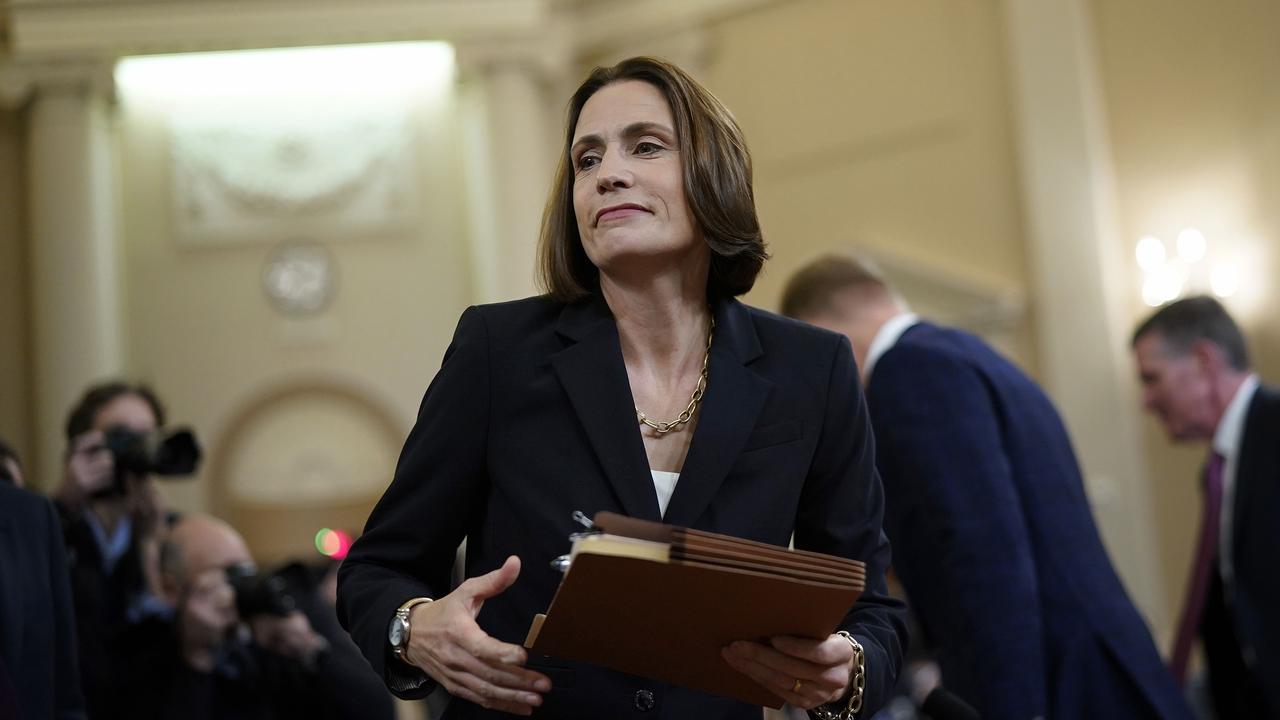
1211,373,1259,587
651,469,680,517
864,312,920,381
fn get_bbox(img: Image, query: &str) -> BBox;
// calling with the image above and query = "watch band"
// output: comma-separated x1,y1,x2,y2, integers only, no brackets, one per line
812,631,865,720
392,596,434,659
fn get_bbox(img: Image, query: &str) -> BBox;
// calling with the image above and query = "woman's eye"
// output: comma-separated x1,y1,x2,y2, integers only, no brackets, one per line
635,141,662,155
576,154,600,171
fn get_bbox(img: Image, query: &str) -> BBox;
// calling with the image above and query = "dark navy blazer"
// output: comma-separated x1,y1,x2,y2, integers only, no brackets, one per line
1203,383,1280,718
865,322,1191,720
0,483,87,720
338,296,907,719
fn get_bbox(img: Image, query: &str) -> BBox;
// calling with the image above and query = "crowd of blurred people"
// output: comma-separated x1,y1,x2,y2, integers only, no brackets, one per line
0,381,396,720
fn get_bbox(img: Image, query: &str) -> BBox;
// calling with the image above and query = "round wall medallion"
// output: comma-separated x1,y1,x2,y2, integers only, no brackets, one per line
262,239,337,316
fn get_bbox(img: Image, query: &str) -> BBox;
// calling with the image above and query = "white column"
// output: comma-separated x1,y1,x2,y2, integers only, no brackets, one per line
1001,1,1169,639
456,48,562,304
27,68,125,484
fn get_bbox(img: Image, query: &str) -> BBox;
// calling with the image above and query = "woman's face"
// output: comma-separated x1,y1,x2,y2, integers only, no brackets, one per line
570,80,705,278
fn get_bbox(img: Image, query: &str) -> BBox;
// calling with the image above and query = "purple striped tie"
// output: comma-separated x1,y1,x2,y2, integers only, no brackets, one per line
1170,451,1226,685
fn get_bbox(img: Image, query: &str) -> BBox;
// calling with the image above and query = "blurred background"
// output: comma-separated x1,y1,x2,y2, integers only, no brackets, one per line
1,0,1277,669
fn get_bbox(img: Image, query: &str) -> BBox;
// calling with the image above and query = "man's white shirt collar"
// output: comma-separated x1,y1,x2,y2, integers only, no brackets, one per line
1213,374,1259,459
864,312,919,381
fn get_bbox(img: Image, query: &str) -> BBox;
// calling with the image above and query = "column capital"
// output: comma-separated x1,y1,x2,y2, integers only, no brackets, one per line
454,35,574,86
0,58,118,109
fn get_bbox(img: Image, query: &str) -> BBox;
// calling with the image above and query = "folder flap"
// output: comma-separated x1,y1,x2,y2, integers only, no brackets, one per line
593,511,676,543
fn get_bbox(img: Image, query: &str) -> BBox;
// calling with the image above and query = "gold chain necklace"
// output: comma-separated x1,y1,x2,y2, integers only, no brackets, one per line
635,315,715,435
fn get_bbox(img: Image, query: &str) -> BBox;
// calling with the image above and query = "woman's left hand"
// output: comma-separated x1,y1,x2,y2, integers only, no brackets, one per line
721,634,855,710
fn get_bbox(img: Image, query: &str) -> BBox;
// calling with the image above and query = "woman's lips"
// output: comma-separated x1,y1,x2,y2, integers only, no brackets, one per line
595,204,649,225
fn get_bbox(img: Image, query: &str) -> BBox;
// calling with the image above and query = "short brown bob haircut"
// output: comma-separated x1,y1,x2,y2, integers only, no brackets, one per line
537,56,768,303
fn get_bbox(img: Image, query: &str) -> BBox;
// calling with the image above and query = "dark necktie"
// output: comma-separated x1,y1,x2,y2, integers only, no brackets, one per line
1170,451,1226,685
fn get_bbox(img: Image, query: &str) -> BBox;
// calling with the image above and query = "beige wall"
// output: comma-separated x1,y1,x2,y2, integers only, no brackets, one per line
115,72,476,561
1093,0,1280,630
707,0,1037,369
0,108,33,480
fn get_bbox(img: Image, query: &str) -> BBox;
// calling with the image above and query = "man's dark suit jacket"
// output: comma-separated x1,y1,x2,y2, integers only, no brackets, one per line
338,296,907,719
119,628,396,720
0,483,87,719
55,499,163,720
865,322,1191,720
1203,383,1280,718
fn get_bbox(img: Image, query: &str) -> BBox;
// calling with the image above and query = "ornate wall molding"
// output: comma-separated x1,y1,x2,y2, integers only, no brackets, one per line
167,105,420,244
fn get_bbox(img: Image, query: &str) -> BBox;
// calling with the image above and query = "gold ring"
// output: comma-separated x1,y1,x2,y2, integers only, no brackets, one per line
791,678,804,693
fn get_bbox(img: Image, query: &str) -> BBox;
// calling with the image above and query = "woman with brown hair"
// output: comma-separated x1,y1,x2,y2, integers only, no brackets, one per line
338,57,906,718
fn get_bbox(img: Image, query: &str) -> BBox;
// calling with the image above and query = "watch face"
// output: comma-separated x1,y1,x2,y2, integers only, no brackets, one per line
389,616,406,647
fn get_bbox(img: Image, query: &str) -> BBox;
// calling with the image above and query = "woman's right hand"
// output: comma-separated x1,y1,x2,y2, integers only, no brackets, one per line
404,555,551,715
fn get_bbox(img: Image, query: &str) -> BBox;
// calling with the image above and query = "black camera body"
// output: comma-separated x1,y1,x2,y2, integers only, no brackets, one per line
226,564,299,619
100,426,202,496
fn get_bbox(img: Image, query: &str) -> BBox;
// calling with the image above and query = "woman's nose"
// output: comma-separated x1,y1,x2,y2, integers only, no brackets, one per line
595,151,633,192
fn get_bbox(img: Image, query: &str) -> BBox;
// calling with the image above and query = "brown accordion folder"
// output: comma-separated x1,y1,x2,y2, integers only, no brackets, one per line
524,512,865,708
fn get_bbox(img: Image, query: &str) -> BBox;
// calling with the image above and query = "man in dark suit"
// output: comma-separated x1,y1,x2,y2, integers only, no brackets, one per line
0,458,88,719
783,255,1190,719
1132,296,1280,718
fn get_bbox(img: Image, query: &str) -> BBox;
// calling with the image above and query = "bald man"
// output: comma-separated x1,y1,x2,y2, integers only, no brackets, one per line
116,514,392,720
163,515,330,674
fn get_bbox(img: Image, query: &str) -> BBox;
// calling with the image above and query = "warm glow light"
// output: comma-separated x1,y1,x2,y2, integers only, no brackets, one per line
1141,277,1165,307
1176,227,1207,263
1135,236,1167,272
1210,262,1241,298
1142,264,1185,307
116,42,455,105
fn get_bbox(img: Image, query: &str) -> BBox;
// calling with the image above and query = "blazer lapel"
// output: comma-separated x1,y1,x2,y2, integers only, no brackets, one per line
663,300,772,527
550,298,662,521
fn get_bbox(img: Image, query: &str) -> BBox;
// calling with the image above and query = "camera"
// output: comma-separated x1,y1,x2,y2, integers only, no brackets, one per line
100,425,202,496
226,563,299,618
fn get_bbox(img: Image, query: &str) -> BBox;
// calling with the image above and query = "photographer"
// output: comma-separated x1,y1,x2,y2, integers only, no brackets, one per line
53,381,194,718
126,513,389,720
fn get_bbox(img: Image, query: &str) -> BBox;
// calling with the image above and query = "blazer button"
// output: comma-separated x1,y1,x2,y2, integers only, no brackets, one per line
633,689,655,712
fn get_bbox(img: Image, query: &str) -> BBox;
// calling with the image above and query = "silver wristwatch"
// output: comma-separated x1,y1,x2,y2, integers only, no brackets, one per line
388,597,434,659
